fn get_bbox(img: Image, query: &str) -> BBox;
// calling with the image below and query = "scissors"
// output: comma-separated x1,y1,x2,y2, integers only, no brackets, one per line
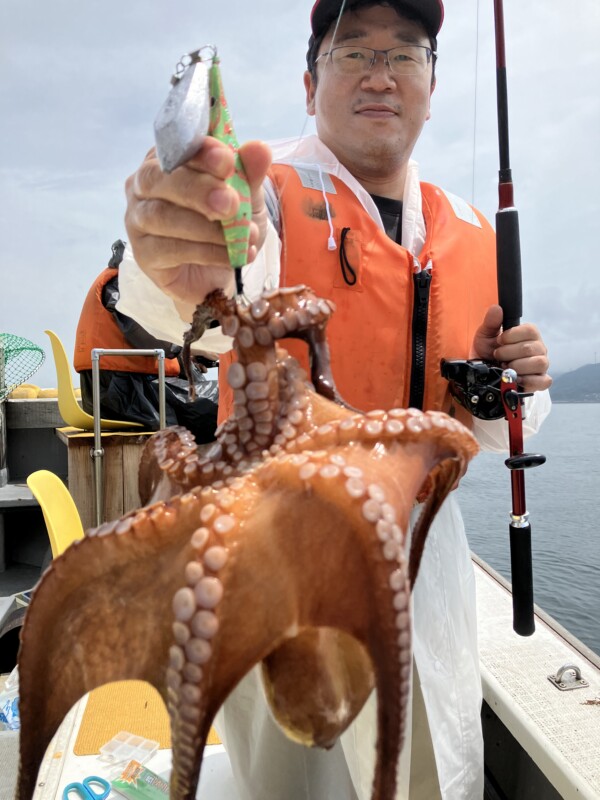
62,776,110,800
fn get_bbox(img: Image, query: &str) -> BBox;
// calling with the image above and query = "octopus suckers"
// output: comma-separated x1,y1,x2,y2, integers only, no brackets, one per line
222,316,240,337
319,464,340,479
385,419,405,435
182,661,204,682
215,491,236,510
203,546,229,572
406,416,425,433
191,527,210,551
115,518,133,535
181,682,202,704
173,588,196,622
361,499,381,523
169,647,186,672
184,561,204,586
184,637,212,665
339,418,357,432
237,326,255,348
364,420,384,437
345,478,366,499
299,462,318,481
376,520,392,542
394,592,409,612
250,298,269,320
195,576,224,609
255,326,273,346
288,409,304,426
191,610,219,639
200,504,217,523
213,514,236,535
172,622,191,647
228,362,246,389
382,540,399,561
367,484,386,503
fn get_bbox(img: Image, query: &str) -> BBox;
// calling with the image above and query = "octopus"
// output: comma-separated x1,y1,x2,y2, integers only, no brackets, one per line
16,285,478,800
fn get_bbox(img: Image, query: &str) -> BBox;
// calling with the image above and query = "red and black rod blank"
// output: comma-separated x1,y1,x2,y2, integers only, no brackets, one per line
494,0,522,332
493,0,543,635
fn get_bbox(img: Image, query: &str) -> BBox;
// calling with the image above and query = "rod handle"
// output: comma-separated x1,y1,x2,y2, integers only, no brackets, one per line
496,207,522,331
509,523,535,636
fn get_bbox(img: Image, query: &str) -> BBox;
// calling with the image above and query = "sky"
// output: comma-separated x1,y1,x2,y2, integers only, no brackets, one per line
1,0,598,389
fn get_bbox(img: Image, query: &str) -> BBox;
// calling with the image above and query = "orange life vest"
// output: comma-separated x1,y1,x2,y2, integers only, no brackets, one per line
74,268,180,375
218,166,498,422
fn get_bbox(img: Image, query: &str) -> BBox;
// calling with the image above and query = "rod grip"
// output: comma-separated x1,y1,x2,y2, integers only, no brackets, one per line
509,523,535,636
496,207,522,330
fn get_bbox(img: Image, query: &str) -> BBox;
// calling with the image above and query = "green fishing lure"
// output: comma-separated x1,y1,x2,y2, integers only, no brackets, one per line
154,47,251,276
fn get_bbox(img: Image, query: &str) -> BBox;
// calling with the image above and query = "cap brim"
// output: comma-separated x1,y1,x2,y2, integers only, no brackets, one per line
310,0,444,40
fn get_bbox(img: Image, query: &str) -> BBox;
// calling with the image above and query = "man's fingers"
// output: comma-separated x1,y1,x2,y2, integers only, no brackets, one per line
494,340,548,365
185,136,237,179
517,373,553,392
126,197,226,245
149,261,235,307
500,354,550,377
498,322,543,346
134,235,232,281
239,140,273,194
131,157,240,221
477,304,503,337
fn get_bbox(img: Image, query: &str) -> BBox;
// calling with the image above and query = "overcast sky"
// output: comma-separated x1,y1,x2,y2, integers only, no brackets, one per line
1,0,598,389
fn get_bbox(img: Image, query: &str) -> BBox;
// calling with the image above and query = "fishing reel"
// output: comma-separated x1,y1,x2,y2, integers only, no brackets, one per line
441,358,510,420
441,358,546,469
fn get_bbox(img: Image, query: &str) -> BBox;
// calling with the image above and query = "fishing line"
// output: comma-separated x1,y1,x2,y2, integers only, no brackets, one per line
268,0,349,289
271,0,348,199
471,0,480,208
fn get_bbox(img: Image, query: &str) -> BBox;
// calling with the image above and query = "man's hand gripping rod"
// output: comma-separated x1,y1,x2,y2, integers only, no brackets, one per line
442,1,545,636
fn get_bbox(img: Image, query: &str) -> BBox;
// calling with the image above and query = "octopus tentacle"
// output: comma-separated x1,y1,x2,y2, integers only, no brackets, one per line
16,493,211,800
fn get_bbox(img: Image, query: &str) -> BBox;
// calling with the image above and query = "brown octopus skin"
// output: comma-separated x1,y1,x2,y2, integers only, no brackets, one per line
16,285,478,800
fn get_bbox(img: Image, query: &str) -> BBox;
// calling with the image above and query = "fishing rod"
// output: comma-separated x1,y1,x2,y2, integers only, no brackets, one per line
493,0,546,636
442,0,545,636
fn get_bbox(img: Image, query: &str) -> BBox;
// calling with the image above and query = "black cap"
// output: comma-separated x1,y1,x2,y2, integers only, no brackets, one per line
310,0,444,40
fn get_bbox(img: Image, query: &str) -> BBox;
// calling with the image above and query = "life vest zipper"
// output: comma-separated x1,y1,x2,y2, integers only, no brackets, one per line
408,258,432,410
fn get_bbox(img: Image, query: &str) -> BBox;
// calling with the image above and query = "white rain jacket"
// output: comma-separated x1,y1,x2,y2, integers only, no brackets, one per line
118,135,551,799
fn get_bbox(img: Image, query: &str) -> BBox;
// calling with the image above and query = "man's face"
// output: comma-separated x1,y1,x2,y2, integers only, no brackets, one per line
304,4,436,180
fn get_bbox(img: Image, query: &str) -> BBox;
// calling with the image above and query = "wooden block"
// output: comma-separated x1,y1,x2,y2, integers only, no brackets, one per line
56,429,155,530
123,443,144,513
66,441,95,531
103,442,124,525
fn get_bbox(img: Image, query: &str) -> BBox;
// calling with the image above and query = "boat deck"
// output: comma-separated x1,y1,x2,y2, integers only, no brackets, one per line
475,558,600,799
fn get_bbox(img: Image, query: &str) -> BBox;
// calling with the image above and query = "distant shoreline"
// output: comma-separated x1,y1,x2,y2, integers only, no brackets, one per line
550,399,600,404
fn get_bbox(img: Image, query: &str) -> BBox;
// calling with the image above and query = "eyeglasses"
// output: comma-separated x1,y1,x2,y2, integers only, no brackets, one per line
315,45,436,77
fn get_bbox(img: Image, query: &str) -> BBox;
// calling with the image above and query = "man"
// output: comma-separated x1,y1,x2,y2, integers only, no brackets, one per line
74,239,219,444
119,1,551,796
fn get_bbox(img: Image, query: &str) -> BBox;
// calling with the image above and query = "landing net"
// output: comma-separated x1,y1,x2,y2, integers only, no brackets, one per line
0,333,45,402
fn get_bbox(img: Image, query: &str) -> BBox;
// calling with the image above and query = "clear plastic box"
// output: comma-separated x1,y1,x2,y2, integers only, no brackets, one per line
98,730,159,766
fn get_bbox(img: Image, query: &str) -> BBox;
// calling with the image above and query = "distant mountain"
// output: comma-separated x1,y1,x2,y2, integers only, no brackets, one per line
550,363,600,402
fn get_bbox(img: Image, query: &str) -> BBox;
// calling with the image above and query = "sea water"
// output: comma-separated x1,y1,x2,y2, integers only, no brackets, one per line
458,403,600,655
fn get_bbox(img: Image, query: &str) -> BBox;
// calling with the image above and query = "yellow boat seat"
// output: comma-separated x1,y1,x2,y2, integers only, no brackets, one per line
26,469,85,558
44,329,142,431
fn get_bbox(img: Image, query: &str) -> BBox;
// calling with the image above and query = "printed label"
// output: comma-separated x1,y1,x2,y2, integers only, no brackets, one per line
441,190,482,228
294,167,337,194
